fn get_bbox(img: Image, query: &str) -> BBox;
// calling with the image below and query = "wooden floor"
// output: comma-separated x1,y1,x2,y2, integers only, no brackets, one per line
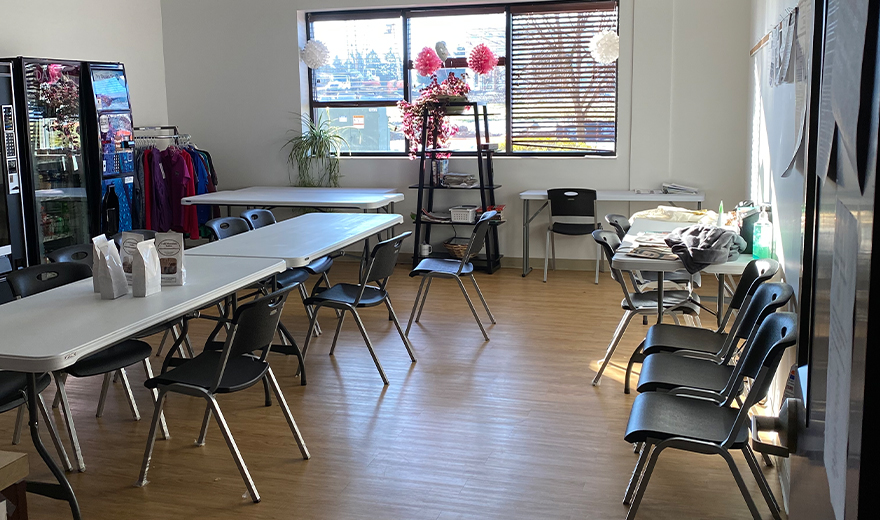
9,263,784,519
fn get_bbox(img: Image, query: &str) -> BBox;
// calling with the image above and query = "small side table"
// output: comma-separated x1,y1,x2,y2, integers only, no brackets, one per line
0,451,29,520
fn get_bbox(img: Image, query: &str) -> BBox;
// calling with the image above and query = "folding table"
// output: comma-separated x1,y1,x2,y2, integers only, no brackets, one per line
0,255,286,519
181,186,403,212
611,218,751,325
519,189,706,277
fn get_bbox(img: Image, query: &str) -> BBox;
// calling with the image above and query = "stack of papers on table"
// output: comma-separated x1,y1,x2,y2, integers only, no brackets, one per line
661,183,699,194
626,247,678,261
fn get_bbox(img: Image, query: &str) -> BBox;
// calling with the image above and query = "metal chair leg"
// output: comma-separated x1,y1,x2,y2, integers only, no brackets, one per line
277,322,307,386
470,274,495,324
350,310,389,385
721,448,763,519
592,310,636,386
299,283,322,337
53,372,86,472
155,328,170,357
266,368,310,459
37,394,73,472
550,231,557,270
135,389,168,487
52,372,68,409
206,396,261,503
455,276,489,341
96,373,112,417
142,359,169,440
196,403,211,447
384,297,417,362
415,277,433,322
543,227,551,282
12,405,23,445
743,445,782,518
261,376,272,407
595,242,601,284
624,344,645,395
118,368,141,421
624,442,652,505
329,309,346,356
625,441,665,520
406,276,428,335
300,309,320,361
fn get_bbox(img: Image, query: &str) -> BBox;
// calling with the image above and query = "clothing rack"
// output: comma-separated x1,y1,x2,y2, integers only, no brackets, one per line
750,7,798,57
133,126,191,146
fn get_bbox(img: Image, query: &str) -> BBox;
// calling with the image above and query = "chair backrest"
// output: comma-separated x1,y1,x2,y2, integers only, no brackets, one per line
364,231,411,286
592,229,637,306
240,209,277,230
47,244,93,265
205,217,250,241
724,258,780,315
457,211,497,273
7,262,92,298
605,214,631,240
548,188,597,218
721,312,797,447
211,284,297,391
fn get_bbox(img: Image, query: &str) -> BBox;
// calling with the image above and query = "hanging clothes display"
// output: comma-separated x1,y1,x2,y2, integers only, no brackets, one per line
133,129,219,238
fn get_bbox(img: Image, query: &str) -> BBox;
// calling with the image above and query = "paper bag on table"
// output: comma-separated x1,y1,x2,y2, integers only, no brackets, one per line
132,239,161,297
120,231,145,285
93,236,128,300
155,232,186,286
91,235,109,293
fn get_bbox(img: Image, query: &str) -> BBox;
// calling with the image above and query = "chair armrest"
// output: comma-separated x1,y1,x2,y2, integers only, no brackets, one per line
667,387,725,403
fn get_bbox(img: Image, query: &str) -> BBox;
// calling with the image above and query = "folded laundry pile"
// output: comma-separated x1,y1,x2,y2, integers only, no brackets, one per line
664,225,747,274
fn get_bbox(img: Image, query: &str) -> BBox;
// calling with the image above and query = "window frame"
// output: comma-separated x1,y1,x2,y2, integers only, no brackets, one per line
305,0,618,157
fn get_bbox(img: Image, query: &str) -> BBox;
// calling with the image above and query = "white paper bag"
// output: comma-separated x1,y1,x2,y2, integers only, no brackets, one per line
120,231,144,285
155,232,186,286
132,239,161,297
95,238,128,300
91,235,109,293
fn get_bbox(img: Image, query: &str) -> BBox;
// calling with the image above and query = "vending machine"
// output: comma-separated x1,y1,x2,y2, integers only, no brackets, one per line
0,62,26,302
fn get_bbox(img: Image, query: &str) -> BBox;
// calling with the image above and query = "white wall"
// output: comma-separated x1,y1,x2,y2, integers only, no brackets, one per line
160,0,750,261
0,0,169,125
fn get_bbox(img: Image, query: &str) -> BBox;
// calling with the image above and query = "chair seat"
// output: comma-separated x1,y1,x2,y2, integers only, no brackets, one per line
623,291,700,313
144,351,269,394
550,222,596,236
304,256,333,275
66,340,152,378
0,372,52,413
276,267,310,288
624,392,748,448
304,283,387,308
644,324,727,356
636,353,735,393
410,258,473,276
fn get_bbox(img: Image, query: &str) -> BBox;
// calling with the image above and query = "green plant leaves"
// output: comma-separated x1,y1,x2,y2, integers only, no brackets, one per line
284,112,348,187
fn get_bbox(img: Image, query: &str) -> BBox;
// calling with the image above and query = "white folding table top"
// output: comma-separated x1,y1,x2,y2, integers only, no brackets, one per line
519,189,705,202
187,212,404,268
612,218,751,275
181,186,404,210
0,255,285,373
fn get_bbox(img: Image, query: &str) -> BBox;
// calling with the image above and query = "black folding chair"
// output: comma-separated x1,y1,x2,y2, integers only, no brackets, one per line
7,262,167,472
407,211,496,341
591,230,701,386
635,282,793,395
622,312,797,520
136,284,309,502
301,232,415,385
622,259,780,393
544,188,601,283
46,244,93,265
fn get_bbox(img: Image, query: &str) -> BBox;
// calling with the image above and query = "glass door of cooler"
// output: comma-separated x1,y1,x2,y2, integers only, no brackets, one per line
22,61,90,260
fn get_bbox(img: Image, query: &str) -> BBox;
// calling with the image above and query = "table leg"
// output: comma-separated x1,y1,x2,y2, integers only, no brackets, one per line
25,373,81,520
389,202,396,240
656,272,665,325
522,199,531,277
717,274,725,328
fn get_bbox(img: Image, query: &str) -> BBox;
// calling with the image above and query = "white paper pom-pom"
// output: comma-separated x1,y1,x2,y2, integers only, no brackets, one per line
302,39,330,69
589,30,620,64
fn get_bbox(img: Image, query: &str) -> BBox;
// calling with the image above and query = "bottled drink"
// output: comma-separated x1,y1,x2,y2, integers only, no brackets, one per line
752,206,773,259
102,183,119,236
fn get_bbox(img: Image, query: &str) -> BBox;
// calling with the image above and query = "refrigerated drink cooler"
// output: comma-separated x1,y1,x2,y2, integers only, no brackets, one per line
1,57,136,266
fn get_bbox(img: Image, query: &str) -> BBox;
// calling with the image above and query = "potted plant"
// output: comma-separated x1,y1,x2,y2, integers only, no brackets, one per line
284,113,347,187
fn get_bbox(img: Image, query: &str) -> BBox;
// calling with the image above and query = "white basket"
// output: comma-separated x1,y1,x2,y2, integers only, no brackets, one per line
450,205,477,223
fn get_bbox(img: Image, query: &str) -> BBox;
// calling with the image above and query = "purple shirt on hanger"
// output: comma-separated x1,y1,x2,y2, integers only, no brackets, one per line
149,147,171,232
160,148,192,232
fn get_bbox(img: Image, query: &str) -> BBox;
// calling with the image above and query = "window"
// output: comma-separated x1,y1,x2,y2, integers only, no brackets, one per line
307,1,618,155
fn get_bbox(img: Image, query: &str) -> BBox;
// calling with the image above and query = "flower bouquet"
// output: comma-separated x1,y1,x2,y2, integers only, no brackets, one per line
397,73,470,159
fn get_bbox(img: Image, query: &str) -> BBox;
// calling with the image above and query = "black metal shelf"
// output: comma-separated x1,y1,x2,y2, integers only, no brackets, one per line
411,102,502,274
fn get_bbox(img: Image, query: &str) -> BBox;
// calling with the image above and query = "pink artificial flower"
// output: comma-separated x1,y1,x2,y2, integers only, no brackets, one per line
467,44,498,75
414,47,443,77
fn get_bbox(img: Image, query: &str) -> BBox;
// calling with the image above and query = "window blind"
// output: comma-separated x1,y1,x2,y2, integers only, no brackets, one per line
510,1,619,153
